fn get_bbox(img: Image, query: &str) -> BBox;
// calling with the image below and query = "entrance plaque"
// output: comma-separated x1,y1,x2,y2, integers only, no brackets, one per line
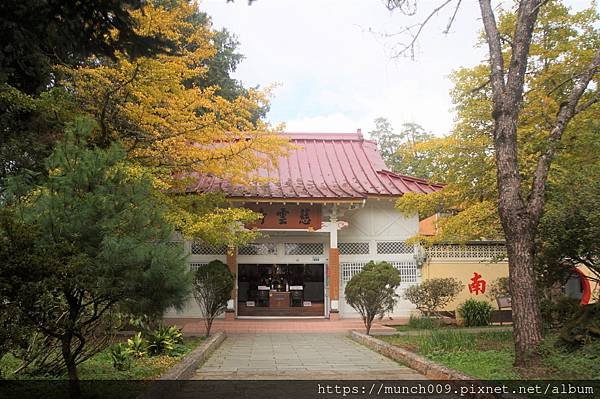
245,204,322,230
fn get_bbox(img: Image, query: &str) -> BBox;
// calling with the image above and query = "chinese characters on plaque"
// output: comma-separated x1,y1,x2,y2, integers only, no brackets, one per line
246,204,322,230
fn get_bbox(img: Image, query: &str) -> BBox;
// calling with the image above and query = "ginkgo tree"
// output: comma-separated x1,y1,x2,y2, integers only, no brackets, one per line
59,0,290,243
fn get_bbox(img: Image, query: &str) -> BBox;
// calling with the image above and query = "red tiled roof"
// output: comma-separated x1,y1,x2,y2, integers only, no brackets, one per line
188,133,444,201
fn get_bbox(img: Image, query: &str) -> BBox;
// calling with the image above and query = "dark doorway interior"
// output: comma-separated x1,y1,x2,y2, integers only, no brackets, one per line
237,264,325,317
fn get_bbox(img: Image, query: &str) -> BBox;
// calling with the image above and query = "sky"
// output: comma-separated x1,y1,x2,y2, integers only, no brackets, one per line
200,0,591,137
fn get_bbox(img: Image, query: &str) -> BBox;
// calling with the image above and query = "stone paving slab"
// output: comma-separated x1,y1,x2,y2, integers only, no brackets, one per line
194,333,426,380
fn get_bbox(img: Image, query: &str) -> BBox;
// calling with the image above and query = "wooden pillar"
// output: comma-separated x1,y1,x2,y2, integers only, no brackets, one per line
329,206,340,319
226,248,237,319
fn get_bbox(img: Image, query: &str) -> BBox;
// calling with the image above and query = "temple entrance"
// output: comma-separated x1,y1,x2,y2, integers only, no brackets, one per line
237,264,325,317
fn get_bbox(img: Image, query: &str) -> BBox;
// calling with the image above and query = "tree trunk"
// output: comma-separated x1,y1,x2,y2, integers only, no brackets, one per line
364,314,373,335
205,317,213,338
495,112,544,367
504,226,543,366
62,338,81,399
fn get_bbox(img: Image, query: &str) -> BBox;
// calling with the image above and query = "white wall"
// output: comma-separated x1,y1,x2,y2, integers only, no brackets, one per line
337,200,420,319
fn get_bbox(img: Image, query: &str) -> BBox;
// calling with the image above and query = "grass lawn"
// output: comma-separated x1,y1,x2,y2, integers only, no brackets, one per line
393,324,507,332
382,330,600,379
0,337,204,380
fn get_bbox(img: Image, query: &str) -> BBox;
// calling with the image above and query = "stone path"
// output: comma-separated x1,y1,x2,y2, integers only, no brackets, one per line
194,333,425,380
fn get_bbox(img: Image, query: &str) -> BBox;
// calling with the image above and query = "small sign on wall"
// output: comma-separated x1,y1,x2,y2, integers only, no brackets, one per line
246,301,255,307
303,301,312,307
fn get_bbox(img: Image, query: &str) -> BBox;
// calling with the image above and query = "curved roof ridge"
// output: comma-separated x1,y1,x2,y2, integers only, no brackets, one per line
186,132,444,199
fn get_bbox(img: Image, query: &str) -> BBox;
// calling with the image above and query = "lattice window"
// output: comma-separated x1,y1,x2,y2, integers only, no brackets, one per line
339,242,370,255
391,261,418,283
284,243,324,255
191,241,227,255
341,262,365,283
376,241,413,254
341,261,418,283
238,243,277,256
427,244,507,259
189,262,208,272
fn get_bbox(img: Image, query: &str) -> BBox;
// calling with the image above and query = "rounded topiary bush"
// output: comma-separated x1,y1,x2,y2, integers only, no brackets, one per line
458,299,493,327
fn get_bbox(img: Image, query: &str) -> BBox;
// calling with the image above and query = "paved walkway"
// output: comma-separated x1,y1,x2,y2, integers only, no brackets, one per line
194,333,426,380
164,317,401,335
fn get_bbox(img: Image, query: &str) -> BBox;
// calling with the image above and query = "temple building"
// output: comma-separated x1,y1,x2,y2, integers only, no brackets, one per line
165,132,515,320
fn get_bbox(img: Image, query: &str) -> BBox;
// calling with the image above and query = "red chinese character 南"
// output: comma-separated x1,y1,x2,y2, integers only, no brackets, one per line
468,272,486,295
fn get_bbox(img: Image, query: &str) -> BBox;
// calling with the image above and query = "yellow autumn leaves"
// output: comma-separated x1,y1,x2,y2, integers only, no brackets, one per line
60,0,289,185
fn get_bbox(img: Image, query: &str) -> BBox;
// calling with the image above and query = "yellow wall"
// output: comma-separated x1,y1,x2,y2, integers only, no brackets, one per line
421,260,509,311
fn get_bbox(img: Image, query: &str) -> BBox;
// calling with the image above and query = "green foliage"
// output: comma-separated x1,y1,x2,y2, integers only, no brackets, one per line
385,331,600,380
558,303,600,347
0,118,191,380
344,261,402,335
406,314,439,330
146,324,183,356
540,296,582,331
193,260,234,337
403,278,464,316
126,333,147,358
110,344,132,371
0,0,171,95
486,277,511,301
394,3,600,244
536,118,600,285
458,299,493,327
368,118,435,179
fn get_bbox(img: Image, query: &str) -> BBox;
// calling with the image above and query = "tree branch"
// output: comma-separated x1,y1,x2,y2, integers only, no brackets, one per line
443,0,462,34
478,0,506,114
388,0,455,59
527,48,600,224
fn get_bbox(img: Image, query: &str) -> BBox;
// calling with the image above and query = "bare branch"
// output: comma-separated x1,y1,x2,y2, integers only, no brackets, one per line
443,0,462,34
388,0,455,59
384,0,417,14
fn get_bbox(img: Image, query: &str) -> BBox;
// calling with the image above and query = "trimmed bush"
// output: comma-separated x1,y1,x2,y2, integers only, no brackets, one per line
458,299,493,327
404,278,464,316
345,261,402,335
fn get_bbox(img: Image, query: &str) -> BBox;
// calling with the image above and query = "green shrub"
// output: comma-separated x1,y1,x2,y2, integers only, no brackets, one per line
344,261,402,335
458,299,493,327
404,278,464,316
193,260,234,337
110,343,132,371
407,314,439,330
126,332,147,358
147,324,183,356
540,295,581,331
558,303,600,348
